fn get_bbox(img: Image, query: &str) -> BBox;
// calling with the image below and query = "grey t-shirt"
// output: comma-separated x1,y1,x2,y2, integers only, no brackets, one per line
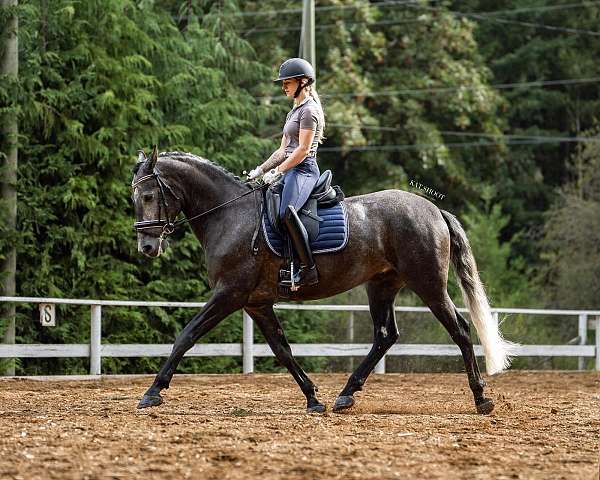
283,96,323,158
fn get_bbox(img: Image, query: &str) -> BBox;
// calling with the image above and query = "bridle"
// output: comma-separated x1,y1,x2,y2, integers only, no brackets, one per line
132,167,267,250
132,169,181,241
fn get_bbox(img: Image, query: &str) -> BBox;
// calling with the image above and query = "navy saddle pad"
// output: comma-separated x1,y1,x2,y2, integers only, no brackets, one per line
262,202,349,257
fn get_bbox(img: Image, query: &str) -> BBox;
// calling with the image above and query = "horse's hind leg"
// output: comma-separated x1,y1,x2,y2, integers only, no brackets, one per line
244,304,326,413
333,275,400,412
419,290,493,414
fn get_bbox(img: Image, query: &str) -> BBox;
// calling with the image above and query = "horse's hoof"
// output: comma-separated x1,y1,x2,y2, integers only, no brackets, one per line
476,398,494,415
333,395,354,412
307,403,326,414
137,394,163,409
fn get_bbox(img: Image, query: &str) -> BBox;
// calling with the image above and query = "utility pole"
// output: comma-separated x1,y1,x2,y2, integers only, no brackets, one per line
299,0,315,69
1,0,18,376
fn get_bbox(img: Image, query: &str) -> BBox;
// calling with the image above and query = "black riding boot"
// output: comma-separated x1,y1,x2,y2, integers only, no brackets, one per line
283,206,319,287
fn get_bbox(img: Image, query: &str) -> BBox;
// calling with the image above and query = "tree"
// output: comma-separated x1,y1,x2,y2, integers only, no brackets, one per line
5,0,316,375
241,0,505,208
541,130,600,310
456,0,600,263
0,0,18,375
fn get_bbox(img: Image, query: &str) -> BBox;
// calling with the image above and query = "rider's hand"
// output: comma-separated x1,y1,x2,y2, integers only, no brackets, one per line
263,168,283,185
247,166,263,180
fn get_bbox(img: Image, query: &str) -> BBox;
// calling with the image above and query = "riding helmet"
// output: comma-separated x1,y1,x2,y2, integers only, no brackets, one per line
273,58,315,84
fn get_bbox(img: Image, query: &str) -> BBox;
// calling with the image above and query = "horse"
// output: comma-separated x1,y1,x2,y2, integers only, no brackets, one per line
131,147,515,415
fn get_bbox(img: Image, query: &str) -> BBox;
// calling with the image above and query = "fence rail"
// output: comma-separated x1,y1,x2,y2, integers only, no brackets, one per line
1,296,599,374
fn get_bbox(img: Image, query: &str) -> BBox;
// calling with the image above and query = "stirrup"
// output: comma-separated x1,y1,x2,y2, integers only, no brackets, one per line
291,265,319,290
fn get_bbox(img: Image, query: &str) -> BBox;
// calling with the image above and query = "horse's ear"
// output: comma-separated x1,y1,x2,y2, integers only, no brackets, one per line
149,144,158,170
142,145,158,173
137,150,146,163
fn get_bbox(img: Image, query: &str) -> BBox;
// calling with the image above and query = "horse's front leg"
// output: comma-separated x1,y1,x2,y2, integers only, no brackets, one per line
138,289,246,408
244,304,326,413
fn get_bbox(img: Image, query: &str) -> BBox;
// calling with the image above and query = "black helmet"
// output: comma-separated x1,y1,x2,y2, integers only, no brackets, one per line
273,58,315,84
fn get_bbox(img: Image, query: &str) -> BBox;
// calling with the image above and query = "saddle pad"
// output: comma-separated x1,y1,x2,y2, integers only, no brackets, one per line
262,202,349,257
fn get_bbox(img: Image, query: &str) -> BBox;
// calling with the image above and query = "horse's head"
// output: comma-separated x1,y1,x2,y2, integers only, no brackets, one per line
131,146,182,257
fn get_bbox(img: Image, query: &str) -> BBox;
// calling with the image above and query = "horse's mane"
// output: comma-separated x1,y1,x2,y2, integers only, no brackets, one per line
132,150,250,189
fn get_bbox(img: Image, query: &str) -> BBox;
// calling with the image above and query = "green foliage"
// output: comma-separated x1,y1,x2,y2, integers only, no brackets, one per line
242,0,506,204
459,0,600,263
3,0,597,376
541,130,600,310
1,0,321,375
459,186,535,308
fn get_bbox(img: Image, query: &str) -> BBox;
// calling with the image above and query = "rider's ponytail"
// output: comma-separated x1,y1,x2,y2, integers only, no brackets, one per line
307,84,326,144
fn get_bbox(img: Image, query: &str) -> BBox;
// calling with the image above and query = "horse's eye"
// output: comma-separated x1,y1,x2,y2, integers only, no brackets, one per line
143,193,154,202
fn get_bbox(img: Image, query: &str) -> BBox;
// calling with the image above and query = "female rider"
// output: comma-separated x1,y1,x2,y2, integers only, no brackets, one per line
248,58,325,288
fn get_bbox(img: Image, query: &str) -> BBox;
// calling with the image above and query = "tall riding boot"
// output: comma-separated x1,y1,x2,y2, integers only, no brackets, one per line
283,206,319,287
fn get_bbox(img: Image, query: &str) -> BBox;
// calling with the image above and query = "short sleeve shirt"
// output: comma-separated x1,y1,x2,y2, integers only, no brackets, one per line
283,97,323,158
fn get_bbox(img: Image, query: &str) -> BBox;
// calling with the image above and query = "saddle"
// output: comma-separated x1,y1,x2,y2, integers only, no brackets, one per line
265,169,344,241
263,170,347,296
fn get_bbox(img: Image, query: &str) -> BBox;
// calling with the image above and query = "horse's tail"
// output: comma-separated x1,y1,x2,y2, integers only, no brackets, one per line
440,209,516,375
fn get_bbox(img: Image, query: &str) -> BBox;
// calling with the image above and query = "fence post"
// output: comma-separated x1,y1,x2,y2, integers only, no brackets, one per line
347,311,354,372
90,305,102,375
374,356,385,374
243,311,254,374
596,317,600,372
578,314,588,370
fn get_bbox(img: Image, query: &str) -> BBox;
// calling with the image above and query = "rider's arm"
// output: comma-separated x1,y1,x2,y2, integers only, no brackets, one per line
276,128,315,173
260,134,287,172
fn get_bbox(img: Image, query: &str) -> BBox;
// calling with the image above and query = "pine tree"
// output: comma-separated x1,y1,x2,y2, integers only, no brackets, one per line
0,0,19,375
5,0,296,375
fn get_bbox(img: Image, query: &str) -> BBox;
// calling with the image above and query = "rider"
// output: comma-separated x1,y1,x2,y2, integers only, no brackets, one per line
248,58,325,287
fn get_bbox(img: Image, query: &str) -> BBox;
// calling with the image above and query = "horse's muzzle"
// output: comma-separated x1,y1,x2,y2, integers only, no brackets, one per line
138,236,167,257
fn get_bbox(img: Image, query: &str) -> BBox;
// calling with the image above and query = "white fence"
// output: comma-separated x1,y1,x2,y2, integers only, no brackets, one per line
1,296,599,375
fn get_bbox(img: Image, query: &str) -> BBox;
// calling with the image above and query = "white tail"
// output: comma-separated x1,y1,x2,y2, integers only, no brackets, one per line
457,276,518,375
441,210,518,375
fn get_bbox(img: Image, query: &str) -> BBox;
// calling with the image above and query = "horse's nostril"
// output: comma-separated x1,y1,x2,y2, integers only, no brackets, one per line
142,244,153,255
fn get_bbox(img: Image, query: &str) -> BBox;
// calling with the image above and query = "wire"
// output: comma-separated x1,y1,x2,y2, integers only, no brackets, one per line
326,123,600,143
318,137,600,153
239,1,600,35
241,17,419,35
234,0,423,17
477,1,600,17
407,4,600,37
236,0,600,18
258,76,600,101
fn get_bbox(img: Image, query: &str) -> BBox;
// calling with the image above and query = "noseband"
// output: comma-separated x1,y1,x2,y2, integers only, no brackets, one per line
132,168,181,243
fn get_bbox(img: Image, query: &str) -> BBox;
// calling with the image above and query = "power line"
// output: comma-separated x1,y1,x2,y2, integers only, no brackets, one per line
258,76,600,102
407,4,600,37
440,131,598,143
319,137,600,153
326,123,600,143
241,17,418,35
479,1,600,17
235,0,422,17
236,0,600,19
239,1,600,35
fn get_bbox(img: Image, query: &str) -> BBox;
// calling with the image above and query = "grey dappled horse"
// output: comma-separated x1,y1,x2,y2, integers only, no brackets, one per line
132,149,514,415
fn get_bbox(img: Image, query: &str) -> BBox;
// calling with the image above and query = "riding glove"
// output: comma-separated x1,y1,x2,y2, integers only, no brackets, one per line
247,166,263,180
263,168,283,185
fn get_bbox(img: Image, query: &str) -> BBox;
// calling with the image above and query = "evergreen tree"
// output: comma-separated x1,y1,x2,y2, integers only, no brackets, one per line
0,0,19,375
541,129,600,310
456,0,600,262
1,0,328,375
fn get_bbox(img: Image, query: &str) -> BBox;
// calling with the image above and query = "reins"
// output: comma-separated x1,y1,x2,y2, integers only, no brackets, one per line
174,182,267,229
132,168,268,250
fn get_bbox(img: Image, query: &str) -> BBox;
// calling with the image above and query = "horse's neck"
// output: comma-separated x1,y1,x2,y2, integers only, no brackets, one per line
164,158,248,218
162,158,255,252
